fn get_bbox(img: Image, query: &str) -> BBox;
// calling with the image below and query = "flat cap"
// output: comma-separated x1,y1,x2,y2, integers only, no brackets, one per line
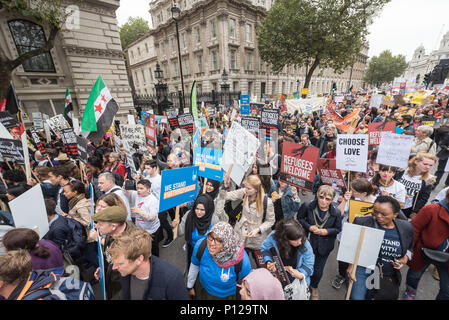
92,206,127,223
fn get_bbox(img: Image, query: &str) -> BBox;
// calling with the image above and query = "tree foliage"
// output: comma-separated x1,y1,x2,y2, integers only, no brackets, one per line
364,50,408,88
256,0,391,89
119,17,150,50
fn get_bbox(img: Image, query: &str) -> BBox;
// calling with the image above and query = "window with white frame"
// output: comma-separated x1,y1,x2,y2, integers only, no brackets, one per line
230,19,236,38
210,19,216,39
197,55,203,73
246,24,252,42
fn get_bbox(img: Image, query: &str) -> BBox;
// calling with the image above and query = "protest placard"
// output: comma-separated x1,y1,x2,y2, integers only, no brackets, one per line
61,128,78,158
177,113,194,135
193,130,224,182
337,222,385,270
369,94,384,109
77,136,89,164
0,122,13,139
159,166,199,212
127,114,135,125
317,158,345,188
280,142,320,192
336,134,369,173
32,112,44,130
9,185,49,239
46,114,70,134
221,121,260,186
114,135,122,154
119,124,149,156
122,140,137,175
240,116,260,138
376,132,414,169
0,138,24,164
368,121,396,146
0,111,20,129
240,94,250,115
143,112,156,147
30,129,46,155
348,200,374,223
166,108,179,128
261,108,279,140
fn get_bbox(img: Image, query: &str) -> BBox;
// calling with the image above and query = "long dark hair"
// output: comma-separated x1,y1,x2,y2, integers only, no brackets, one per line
2,228,50,259
273,219,306,259
371,164,398,187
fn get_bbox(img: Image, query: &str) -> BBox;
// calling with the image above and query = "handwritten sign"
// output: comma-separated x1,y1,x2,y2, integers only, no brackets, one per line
0,138,25,164
336,134,369,173
376,132,414,169
119,124,149,156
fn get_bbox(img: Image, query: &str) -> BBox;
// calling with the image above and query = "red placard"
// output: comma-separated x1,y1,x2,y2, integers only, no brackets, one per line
400,82,406,89
317,158,346,188
368,121,396,146
144,113,156,147
280,142,319,192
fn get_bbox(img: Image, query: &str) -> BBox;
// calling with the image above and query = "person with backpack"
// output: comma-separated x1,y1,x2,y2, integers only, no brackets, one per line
221,174,275,266
2,228,64,276
107,228,188,300
186,221,252,300
98,172,131,221
0,249,95,300
296,185,342,300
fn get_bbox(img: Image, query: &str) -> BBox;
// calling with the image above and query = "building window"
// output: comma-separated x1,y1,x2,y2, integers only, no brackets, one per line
184,58,190,75
8,20,56,73
212,51,218,70
142,69,146,83
197,55,203,73
212,82,218,92
246,52,252,70
174,61,178,76
171,38,176,52
149,68,153,81
196,27,201,44
164,64,168,79
246,24,252,42
197,83,202,93
282,82,286,94
182,32,187,49
145,43,149,53
233,81,239,92
248,81,253,94
272,81,276,94
230,50,236,69
259,58,264,72
138,47,141,56
230,19,236,38
210,19,216,39
134,72,139,86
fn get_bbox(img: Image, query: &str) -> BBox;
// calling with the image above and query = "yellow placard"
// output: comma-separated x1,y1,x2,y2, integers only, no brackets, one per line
301,88,309,95
348,200,374,223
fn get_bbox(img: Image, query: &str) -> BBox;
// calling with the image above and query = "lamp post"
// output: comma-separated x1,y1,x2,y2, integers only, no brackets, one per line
154,62,168,115
220,68,230,106
171,2,186,114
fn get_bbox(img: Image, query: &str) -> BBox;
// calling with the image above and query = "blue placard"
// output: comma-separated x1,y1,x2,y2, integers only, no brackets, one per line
194,147,224,182
240,94,250,115
159,166,199,212
240,94,250,105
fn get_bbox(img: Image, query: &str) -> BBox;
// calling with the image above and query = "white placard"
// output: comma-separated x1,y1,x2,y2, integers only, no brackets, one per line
46,114,70,134
0,122,13,139
369,94,384,109
44,121,52,143
72,117,80,135
376,132,414,169
445,158,449,172
9,184,49,239
119,124,149,156
21,132,31,180
336,134,369,173
337,222,385,270
221,121,260,185
32,112,43,130
127,114,135,125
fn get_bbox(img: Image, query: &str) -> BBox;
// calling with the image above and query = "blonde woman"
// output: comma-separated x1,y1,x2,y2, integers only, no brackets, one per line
222,174,275,263
396,152,437,219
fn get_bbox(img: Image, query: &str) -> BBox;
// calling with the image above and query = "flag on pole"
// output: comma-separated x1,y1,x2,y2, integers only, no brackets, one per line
63,89,73,127
191,81,198,121
80,76,119,144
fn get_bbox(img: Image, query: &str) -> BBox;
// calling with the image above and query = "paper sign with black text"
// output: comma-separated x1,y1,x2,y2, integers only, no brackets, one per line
336,134,369,173
0,111,20,128
240,116,261,138
0,138,24,164
166,108,179,128
61,128,78,158
376,132,414,169
177,113,194,135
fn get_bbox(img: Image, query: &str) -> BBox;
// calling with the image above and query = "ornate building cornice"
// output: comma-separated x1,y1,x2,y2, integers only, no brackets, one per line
62,45,124,59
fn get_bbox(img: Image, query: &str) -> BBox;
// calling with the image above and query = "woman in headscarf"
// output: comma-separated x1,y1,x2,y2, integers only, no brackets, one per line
177,194,219,269
202,178,229,222
238,268,285,300
186,222,252,300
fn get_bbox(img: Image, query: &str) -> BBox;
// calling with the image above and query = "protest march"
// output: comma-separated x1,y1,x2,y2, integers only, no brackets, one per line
1,0,449,307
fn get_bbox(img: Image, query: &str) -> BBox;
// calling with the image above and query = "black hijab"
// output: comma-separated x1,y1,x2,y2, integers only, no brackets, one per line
204,179,220,200
185,193,215,244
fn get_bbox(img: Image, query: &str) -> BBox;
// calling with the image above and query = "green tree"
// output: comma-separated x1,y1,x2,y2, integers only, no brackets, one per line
364,50,408,88
119,17,150,50
257,0,391,90
0,0,70,99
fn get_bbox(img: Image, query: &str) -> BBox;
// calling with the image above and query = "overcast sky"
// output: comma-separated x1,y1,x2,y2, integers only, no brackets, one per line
116,0,449,61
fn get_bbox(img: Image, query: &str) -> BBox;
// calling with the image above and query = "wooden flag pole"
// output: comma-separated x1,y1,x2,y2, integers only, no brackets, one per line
46,154,54,167
0,171,8,189
346,226,366,300
173,206,180,240
203,178,208,194
4,158,12,170
31,169,41,184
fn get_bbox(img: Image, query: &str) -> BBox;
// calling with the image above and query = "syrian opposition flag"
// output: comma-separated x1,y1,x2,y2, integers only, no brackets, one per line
81,76,118,144
63,89,73,127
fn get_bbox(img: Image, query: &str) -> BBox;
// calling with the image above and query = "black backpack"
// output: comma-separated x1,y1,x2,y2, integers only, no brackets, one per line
63,218,87,260
224,194,268,227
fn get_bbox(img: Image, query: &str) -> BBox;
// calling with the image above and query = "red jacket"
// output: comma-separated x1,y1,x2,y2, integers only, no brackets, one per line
106,161,127,179
408,203,449,272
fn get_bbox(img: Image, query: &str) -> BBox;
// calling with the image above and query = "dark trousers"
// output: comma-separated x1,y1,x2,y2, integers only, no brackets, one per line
310,253,330,289
435,157,449,186
84,242,99,269
338,260,349,278
158,210,173,241
151,226,163,257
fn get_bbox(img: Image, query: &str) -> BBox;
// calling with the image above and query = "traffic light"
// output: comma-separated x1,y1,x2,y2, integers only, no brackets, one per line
423,72,431,85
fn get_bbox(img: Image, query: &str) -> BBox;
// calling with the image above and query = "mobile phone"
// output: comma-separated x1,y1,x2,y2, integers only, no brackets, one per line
393,259,401,266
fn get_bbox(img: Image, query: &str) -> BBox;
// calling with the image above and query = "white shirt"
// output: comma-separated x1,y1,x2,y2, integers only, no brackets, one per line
145,173,162,200
130,191,160,234
377,180,407,204
397,171,422,209
106,185,131,221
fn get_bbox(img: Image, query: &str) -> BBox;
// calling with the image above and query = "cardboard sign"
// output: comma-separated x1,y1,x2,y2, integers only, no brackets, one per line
9,185,49,239
280,142,320,192
122,139,137,174
61,128,78,158
240,116,260,138
221,121,260,186
317,158,345,188
337,222,385,270
77,135,89,164
46,114,70,133
348,200,374,223
0,111,20,128
376,132,414,169
159,166,199,212
369,94,384,109
177,113,194,134
119,124,149,156
0,138,25,164
166,108,179,128
143,112,156,147
30,129,46,155
368,121,396,146
32,112,44,130
336,134,369,173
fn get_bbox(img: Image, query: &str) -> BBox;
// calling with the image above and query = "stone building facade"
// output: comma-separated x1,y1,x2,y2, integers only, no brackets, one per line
127,0,367,99
0,0,133,124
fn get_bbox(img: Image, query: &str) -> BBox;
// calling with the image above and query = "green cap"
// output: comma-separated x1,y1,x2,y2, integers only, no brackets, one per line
92,206,127,223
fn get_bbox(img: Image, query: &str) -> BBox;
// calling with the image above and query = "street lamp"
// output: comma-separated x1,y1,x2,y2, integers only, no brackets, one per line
220,68,230,106
171,1,186,114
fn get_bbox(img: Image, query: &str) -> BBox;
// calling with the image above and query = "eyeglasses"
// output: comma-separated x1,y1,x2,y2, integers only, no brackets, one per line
207,234,223,244
318,195,333,202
